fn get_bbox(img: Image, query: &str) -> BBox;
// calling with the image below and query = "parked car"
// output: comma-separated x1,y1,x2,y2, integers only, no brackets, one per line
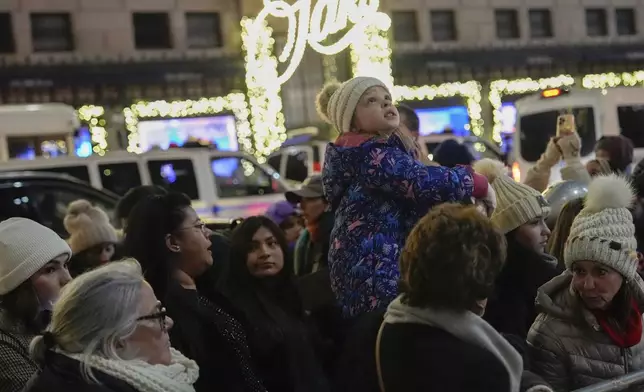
0,171,241,237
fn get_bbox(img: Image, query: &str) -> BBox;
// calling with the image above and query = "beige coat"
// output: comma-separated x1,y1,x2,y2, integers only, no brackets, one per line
527,273,644,391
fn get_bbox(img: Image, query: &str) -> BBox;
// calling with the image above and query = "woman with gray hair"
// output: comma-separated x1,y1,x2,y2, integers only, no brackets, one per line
24,259,199,392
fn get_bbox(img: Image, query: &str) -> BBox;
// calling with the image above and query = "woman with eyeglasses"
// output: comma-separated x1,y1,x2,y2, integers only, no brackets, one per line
25,259,199,392
0,218,72,392
123,192,267,392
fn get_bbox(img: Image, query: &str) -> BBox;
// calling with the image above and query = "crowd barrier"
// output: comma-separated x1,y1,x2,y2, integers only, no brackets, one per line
573,369,644,391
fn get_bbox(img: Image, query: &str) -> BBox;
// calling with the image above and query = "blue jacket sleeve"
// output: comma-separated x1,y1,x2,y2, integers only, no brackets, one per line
358,144,474,204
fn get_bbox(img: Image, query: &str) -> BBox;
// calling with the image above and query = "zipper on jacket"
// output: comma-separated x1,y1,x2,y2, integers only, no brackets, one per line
623,348,630,374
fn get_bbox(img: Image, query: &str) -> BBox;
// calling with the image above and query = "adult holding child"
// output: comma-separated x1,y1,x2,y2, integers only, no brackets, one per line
317,76,493,319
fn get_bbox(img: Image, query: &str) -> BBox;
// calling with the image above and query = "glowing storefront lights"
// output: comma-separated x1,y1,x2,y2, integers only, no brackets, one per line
122,95,251,155
489,75,575,143
241,18,287,163
582,71,644,89
394,82,484,137
77,105,108,156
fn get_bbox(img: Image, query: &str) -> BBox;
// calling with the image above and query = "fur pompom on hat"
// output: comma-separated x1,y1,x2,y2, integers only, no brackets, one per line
316,76,389,133
64,199,118,254
564,176,644,299
474,159,550,234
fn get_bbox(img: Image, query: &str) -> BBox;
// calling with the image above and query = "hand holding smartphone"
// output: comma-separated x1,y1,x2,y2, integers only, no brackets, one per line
556,114,576,137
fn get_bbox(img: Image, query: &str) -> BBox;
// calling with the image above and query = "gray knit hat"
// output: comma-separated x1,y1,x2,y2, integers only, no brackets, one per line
316,77,389,133
474,159,550,234
564,174,644,297
0,218,72,295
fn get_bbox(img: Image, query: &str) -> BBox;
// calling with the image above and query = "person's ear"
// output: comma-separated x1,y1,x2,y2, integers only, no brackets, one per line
165,234,180,253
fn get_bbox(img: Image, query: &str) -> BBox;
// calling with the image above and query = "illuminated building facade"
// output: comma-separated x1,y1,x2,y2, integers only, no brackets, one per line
386,0,644,141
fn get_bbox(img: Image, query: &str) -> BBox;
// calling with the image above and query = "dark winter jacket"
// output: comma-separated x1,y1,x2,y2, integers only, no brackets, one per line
23,352,137,392
0,309,39,392
484,238,562,339
165,284,266,392
322,133,474,318
379,322,512,391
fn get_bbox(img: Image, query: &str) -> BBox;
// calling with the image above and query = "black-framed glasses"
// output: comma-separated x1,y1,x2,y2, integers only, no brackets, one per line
175,221,207,233
136,307,168,331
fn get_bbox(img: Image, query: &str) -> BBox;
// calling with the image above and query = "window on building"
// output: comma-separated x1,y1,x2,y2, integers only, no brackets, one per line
430,10,457,42
133,12,172,49
392,11,420,42
586,8,608,37
0,13,15,53
30,13,74,52
186,12,223,48
528,9,553,38
616,8,637,36
495,9,520,39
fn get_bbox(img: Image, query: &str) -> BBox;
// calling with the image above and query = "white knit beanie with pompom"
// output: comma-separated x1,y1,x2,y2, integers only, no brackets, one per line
564,175,644,298
64,200,118,254
316,76,389,133
474,158,550,234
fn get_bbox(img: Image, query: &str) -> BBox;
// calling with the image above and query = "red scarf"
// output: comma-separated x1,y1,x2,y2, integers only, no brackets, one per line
593,299,643,348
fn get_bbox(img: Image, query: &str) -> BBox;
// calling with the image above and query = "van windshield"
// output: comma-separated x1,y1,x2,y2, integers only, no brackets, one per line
519,107,596,162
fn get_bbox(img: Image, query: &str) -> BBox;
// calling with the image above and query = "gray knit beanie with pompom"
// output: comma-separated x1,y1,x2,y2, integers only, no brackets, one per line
316,76,388,133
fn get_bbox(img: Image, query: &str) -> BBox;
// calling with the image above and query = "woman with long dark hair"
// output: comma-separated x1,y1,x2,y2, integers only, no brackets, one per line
474,159,562,339
122,192,266,392
222,216,329,392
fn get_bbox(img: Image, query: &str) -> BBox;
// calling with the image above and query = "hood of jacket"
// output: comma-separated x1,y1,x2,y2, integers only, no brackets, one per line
322,133,405,209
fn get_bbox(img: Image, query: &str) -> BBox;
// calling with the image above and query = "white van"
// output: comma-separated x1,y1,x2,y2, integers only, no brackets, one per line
0,149,290,220
0,103,81,161
512,87,644,183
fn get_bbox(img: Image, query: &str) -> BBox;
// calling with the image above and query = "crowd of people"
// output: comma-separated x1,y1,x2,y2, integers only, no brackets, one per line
1,75,644,392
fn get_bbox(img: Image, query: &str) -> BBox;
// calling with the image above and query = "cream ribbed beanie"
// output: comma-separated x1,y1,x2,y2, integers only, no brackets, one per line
316,76,389,133
0,218,72,295
64,200,118,254
564,175,644,297
474,159,551,234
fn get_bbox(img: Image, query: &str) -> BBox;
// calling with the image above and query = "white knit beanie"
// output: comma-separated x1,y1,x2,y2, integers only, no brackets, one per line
474,159,551,234
64,200,118,254
316,76,389,133
0,218,72,295
564,175,644,297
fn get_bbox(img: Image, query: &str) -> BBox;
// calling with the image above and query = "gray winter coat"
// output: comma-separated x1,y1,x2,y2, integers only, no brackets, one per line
0,308,39,392
527,273,644,391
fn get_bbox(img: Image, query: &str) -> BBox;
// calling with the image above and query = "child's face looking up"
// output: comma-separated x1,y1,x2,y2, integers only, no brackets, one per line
352,86,399,134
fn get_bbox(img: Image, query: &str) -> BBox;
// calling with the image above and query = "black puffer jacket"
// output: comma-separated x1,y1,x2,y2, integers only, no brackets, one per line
484,237,562,339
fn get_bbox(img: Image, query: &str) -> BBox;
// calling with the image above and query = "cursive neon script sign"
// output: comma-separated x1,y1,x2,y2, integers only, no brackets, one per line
247,0,389,85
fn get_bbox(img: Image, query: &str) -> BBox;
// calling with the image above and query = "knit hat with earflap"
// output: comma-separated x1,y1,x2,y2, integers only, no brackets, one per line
0,218,72,295
316,76,389,133
64,200,118,254
474,159,551,234
564,175,644,297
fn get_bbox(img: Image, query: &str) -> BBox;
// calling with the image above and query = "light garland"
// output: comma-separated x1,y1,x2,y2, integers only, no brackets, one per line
394,82,484,137
77,105,108,156
241,17,286,163
350,17,394,91
489,75,575,143
582,71,644,89
123,94,251,154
